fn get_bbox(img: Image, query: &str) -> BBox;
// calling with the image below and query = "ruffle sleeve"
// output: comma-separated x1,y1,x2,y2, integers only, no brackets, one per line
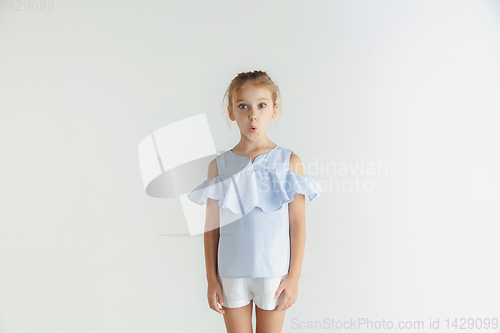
187,168,323,216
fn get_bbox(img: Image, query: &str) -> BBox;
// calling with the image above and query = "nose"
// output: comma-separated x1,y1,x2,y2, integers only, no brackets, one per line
249,110,258,121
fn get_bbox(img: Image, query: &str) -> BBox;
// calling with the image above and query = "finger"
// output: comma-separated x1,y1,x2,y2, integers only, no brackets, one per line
284,299,296,311
214,302,225,314
274,286,283,299
277,296,291,312
275,292,286,311
208,300,216,312
216,292,226,314
217,292,224,306
276,300,285,312
216,294,226,314
217,301,226,314
210,298,225,314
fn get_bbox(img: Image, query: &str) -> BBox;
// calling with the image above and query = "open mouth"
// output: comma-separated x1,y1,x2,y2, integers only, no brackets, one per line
250,126,257,132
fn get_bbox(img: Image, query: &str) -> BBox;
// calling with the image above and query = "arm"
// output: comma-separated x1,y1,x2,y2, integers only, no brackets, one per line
288,152,306,281
204,158,220,283
275,152,306,312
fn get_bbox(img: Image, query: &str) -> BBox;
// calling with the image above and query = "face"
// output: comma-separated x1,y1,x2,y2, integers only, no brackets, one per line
228,84,278,140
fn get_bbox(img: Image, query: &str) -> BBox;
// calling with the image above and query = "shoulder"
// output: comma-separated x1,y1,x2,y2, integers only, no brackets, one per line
207,157,219,178
288,151,304,176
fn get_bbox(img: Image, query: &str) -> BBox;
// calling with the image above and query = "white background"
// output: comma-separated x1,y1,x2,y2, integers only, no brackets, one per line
1,0,499,332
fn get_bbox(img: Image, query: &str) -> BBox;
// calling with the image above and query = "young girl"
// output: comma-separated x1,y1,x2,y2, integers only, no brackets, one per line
188,70,322,333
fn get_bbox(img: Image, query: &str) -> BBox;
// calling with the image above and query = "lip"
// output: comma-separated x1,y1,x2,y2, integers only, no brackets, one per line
250,126,257,133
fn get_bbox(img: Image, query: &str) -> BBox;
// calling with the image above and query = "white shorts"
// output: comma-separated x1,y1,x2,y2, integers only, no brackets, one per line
216,274,288,310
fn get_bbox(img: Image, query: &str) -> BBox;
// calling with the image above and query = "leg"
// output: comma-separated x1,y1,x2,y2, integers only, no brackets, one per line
252,275,288,333
255,304,286,333
221,300,253,333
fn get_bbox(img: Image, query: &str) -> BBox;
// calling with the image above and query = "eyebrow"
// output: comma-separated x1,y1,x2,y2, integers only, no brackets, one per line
236,98,270,103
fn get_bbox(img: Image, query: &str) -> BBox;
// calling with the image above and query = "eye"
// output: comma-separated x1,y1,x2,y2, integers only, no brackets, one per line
238,104,247,109
259,103,266,108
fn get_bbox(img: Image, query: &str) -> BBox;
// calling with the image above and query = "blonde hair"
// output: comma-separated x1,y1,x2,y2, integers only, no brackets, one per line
221,70,283,130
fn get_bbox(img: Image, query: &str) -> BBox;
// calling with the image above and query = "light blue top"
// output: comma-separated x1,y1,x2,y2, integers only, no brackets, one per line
187,145,323,278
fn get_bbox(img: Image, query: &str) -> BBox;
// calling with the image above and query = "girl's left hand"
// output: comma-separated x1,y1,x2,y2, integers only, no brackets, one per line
274,275,299,312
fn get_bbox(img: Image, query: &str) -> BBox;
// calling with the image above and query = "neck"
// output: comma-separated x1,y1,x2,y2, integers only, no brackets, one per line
234,136,275,152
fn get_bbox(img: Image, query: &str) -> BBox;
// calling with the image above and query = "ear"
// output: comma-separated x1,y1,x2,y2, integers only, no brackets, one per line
272,104,278,118
227,106,234,121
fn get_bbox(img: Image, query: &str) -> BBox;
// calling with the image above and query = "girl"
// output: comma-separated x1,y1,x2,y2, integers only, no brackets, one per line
188,70,322,333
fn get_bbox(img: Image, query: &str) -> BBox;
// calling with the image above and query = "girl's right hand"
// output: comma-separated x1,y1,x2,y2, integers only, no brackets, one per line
207,278,225,314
